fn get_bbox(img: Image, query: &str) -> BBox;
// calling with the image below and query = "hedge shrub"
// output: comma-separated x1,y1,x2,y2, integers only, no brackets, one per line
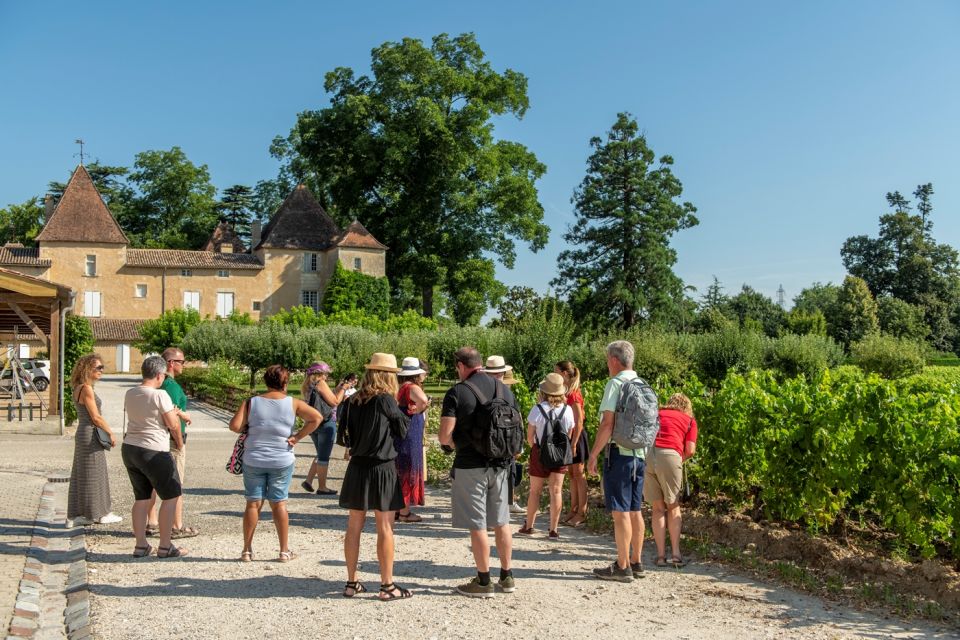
850,334,926,379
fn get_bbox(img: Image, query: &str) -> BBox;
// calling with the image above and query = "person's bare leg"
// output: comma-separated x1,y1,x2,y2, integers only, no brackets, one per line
131,499,150,547
304,460,318,488
524,476,545,529
469,529,490,572
344,510,366,582
374,510,395,585
570,464,588,523
270,500,290,553
242,499,262,553
145,490,159,528
564,464,580,522
611,511,632,569
316,464,331,491
547,473,564,532
493,524,512,571
628,510,645,565
666,502,682,559
651,500,667,559
157,497,178,551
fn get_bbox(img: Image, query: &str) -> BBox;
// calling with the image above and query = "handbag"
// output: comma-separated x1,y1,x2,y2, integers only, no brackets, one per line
225,398,252,475
94,427,113,450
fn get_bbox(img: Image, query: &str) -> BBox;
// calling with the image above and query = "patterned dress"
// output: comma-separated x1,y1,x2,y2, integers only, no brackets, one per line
67,391,112,520
394,382,425,507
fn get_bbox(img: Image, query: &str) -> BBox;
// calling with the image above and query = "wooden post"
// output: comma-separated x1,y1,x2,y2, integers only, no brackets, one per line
48,300,60,417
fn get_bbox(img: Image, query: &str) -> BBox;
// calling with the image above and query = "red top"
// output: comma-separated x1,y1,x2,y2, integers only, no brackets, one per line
397,382,415,417
566,388,584,410
654,408,698,456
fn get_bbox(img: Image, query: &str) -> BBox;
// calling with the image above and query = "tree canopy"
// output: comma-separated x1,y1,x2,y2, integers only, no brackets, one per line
552,113,698,330
270,32,549,319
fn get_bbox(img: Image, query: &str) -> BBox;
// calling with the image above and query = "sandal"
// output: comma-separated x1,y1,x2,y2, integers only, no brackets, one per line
240,551,253,562
145,524,159,537
301,480,314,493
171,526,200,539
278,550,296,562
517,526,535,535
157,545,187,558
132,543,152,558
655,556,668,567
378,582,413,601
396,512,422,523
343,581,366,598
669,555,686,567
315,487,337,495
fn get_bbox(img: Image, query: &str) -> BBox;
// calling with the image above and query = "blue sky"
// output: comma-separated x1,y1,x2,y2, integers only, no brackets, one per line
1,1,958,308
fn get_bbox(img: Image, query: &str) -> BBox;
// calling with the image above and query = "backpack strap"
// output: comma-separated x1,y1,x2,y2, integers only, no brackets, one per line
461,378,489,405
536,403,551,446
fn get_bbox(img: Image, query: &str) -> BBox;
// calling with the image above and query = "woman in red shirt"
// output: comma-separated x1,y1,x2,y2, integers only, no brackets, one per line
643,393,698,567
555,360,587,527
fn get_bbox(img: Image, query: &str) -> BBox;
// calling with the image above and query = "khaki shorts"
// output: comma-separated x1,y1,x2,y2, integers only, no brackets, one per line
643,447,683,505
450,466,510,531
170,445,186,486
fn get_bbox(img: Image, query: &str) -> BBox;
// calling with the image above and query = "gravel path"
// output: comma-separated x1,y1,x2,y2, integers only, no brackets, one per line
0,376,953,639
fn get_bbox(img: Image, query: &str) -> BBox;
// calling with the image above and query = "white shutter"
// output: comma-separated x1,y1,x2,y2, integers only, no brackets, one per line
116,344,130,373
84,292,101,317
183,291,199,310
216,292,234,318
18,344,29,358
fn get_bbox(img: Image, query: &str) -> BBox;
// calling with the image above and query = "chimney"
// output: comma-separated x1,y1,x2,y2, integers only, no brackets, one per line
250,220,262,249
44,194,55,222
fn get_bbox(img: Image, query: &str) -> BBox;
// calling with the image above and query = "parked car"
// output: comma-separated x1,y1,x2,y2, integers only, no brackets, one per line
21,359,50,392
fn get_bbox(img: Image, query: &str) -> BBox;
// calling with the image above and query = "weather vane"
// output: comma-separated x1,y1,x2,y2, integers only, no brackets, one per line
75,139,85,164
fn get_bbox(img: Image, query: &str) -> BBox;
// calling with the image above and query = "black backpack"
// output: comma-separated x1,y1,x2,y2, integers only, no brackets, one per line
537,404,572,469
460,378,523,461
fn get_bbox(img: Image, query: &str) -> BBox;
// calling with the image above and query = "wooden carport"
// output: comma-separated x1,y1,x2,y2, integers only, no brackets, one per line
0,268,74,423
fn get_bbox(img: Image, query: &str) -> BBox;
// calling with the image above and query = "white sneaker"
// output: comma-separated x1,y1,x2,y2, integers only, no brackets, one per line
96,513,122,524
510,502,525,514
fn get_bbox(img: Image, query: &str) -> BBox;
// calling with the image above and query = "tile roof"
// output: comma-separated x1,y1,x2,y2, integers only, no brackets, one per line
335,220,388,250
89,318,145,342
125,249,263,270
203,221,247,253
256,185,341,251
0,246,52,267
36,165,129,244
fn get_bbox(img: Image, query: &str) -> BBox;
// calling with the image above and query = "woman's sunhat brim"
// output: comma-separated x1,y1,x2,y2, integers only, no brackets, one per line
483,364,513,373
398,366,427,376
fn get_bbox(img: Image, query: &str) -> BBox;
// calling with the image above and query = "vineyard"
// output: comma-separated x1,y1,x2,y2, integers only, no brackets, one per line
577,367,960,562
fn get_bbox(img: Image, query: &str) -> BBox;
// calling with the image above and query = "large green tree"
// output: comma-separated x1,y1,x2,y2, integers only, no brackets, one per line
841,184,959,349
0,198,45,246
272,32,549,318
217,184,254,239
552,113,698,329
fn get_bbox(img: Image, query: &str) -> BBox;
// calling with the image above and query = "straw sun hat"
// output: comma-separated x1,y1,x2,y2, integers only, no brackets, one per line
365,353,401,373
483,355,513,374
501,369,519,385
538,372,566,396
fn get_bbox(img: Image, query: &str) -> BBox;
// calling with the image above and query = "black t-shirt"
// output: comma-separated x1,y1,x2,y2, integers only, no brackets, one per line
441,370,519,469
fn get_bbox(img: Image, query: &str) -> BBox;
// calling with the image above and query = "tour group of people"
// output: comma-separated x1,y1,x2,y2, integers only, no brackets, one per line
65,340,698,600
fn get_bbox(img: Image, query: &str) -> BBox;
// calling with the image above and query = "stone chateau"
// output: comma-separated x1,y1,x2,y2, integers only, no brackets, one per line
2,164,387,372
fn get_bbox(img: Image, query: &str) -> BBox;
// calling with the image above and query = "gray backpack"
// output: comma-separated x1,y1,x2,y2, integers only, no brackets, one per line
611,377,660,452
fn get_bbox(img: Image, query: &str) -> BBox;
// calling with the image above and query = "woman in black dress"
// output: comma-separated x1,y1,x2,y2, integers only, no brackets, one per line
337,353,412,601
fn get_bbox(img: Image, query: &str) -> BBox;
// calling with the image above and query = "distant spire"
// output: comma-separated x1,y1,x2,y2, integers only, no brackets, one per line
777,284,786,308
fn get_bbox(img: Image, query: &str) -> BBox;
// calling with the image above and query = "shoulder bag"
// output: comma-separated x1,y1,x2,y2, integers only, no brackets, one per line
226,398,252,475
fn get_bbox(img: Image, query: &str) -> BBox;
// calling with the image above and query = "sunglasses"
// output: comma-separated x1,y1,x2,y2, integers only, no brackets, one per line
95,365,105,371
167,359,185,364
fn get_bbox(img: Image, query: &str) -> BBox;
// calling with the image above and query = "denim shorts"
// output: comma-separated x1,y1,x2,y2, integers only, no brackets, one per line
309,419,337,466
243,463,295,502
603,446,646,512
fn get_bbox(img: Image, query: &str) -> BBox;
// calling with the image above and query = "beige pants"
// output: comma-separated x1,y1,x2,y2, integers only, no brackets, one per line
171,445,186,486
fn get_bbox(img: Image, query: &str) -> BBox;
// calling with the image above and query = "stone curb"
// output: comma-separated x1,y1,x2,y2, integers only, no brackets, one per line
6,478,91,640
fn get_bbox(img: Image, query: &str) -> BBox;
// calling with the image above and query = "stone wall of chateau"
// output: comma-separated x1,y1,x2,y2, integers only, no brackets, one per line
335,247,387,276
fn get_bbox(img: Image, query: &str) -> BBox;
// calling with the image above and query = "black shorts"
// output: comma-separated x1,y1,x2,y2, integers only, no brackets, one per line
121,443,182,501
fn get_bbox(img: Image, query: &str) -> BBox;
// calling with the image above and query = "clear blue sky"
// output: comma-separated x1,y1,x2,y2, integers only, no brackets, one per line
2,1,959,308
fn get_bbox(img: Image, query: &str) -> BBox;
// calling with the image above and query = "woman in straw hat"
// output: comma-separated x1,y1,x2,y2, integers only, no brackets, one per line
395,357,430,523
337,353,413,600
517,372,574,540
299,361,355,495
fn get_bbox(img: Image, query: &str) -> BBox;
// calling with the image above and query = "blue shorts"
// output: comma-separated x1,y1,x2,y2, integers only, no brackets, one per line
243,463,295,502
309,419,337,466
603,447,646,512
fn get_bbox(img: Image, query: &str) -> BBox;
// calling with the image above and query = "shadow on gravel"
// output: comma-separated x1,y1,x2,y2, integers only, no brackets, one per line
91,574,345,598
185,487,239,496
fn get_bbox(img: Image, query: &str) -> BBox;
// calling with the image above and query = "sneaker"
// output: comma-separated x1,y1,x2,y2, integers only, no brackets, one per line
69,516,93,527
497,574,516,593
96,513,122,524
631,562,644,578
456,577,495,598
548,530,560,540
510,502,525,514
593,561,634,583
